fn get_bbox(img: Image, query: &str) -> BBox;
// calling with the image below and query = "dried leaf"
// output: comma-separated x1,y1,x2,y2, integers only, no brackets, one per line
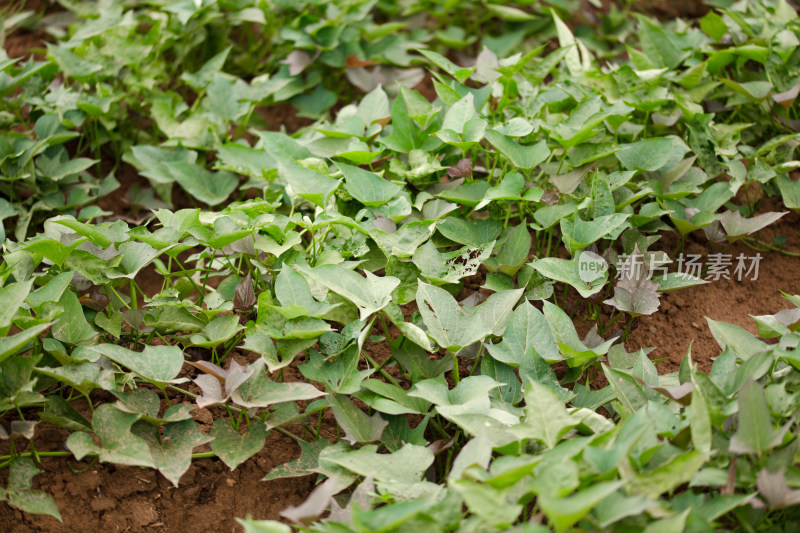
346,54,377,69
448,158,473,179
234,274,257,310
772,82,800,108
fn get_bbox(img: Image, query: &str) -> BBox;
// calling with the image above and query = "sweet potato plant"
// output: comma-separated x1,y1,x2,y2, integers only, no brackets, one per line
2,0,800,531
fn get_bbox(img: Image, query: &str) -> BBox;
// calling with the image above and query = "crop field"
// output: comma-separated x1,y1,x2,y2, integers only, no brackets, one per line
1,0,800,531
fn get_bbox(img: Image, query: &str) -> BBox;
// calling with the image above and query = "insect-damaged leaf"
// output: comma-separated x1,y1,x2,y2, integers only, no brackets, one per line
412,240,492,285
234,273,257,310
604,246,660,316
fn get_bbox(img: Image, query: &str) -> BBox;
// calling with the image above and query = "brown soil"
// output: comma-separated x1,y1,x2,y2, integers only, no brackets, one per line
623,207,800,374
0,421,316,533
2,0,55,59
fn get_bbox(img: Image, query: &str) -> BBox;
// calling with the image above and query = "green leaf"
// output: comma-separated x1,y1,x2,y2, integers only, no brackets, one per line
440,93,478,133
46,44,102,81
706,318,768,361
602,364,649,412
51,290,97,346
35,362,115,397
616,138,683,172
321,444,434,483
210,418,268,470
337,162,403,207
485,130,549,170
0,279,33,329
300,264,399,320
552,11,584,77
418,49,475,83
66,404,154,467
437,217,502,247
416,282,488,352
689,371,712,455
26,272,73,308
273,267,337,318
485,223,531,276
190,315,244,348
654,272,709,292
531,252,607,298
0,458,62,521
0,323,52,365
358,379,432,415
132,419,212,486
328,393,387,444
626,450,708,500
87,344,185,383
485,301,561,365
299,346,372,394
453,479,522,528
474,171,537,210
729,380,788,455
170,161,238,206
38,396,91,431
539,482,623,533
263,438,330,481
719,210,787,240
700,11,728,41
280,164,340,207
512,381,583,448
180,46,231,88
544,301,615,364
232,360,324,407
560,214,630,254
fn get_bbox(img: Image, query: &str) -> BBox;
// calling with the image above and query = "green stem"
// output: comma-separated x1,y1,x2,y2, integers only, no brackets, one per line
362,351,401,387
742,237,800,258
